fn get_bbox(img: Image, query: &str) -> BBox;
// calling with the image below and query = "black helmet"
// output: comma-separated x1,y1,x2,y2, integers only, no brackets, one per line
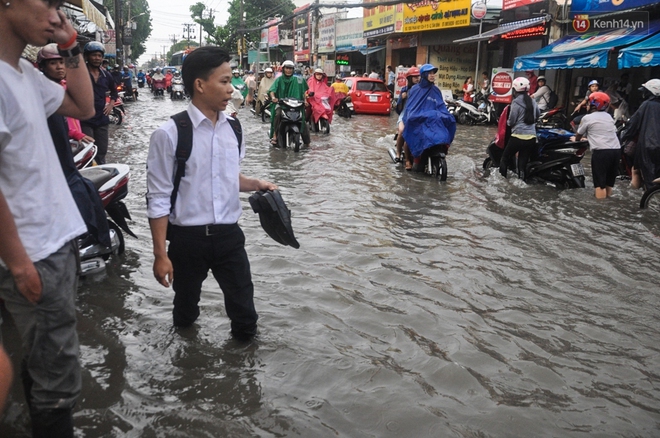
83,41,105,55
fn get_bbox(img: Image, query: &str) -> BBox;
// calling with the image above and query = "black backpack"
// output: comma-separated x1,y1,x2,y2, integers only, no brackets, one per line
547,89,559,109
169,110,243,212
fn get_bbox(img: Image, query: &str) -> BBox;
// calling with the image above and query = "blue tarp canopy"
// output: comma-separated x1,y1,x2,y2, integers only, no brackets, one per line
618,31,660,68
514,21,660,71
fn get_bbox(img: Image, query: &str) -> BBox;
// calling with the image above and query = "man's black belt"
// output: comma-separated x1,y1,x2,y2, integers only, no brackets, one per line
168,223,236,237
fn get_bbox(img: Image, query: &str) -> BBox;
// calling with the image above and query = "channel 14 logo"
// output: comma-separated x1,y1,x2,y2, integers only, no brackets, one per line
572,11,649,34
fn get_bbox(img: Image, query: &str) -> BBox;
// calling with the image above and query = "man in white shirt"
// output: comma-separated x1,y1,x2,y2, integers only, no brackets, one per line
0,0,94,436
147,47,277,339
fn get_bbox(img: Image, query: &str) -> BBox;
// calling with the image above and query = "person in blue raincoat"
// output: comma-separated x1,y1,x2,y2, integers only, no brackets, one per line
402,64,456,168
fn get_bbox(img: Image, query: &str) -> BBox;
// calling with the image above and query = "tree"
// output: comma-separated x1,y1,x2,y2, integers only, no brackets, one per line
190,0,295,52
166,40,199,62
105,0,152,62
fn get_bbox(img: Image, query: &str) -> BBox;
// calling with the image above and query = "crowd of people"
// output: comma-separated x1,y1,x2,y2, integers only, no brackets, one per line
1,1,660,433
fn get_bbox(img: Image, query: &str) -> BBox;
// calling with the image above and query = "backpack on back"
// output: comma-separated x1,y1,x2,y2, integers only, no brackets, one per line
547,89,559,109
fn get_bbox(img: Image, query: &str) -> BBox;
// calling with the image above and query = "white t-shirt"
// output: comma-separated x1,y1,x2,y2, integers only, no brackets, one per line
576,111,621,151
0,58,86,263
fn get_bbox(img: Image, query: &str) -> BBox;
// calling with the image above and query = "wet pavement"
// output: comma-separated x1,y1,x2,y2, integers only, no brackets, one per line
2,93,660,437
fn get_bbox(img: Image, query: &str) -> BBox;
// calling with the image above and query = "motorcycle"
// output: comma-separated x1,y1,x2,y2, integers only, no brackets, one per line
250,94,272,122
307,91,332,134
152,78,166,97
335,95,354,118
455,93,497,125
137,76,145,88
388,137,448,181
106,94,124,125
71,140,97,169
77,164,136,276
536,107,570,130
483,128,588,189
275,97,304,152
640,177,660,210
171,79,185,100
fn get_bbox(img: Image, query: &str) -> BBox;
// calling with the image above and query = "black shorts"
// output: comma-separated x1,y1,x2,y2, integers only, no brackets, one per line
591,149,620,189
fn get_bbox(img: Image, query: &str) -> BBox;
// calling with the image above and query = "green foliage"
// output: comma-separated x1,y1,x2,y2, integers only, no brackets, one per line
105,0,152,62
189,0,295,52
166,40,199,61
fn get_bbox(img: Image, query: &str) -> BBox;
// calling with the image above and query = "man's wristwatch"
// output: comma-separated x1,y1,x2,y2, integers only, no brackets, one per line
58,44,81,58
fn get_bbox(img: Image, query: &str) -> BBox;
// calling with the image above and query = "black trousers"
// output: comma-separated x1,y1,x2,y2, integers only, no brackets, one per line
167,223,258,336
500,136,537,180
80,123,109,164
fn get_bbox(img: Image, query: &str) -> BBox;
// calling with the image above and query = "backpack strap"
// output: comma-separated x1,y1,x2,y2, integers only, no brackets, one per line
170,110,193,213
169,111,243,213
226,116,243,151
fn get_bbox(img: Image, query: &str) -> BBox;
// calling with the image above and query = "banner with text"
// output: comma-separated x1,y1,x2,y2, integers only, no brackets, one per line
294,5,311,62
363,0,403,37
318,15,336,53
336,18,367,52
428,44,477,96
403,0,471,33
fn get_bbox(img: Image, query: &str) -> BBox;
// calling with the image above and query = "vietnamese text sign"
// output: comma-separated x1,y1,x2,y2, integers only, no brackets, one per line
490,68,514,103
318,15,336,53
502,0,543,11
336,18,367,52
403,0,471,33
294,5,311,62
363,0,403,37
428,44,477,96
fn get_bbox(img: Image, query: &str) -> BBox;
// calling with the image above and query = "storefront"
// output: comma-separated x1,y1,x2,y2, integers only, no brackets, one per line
335,17,367,76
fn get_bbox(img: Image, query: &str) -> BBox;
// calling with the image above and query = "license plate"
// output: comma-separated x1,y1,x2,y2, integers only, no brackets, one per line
570,163,585,177
369,95,378,102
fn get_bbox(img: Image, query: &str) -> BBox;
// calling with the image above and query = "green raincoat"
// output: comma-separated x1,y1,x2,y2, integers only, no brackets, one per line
231,75,248,99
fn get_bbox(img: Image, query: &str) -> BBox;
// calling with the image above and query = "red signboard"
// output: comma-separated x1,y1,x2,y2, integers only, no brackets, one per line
490,69,514,103
502,0,543,11
501,25,546,40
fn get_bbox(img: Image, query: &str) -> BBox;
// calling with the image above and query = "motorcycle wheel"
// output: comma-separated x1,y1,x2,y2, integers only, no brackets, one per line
640,184,660,211
109,108,123,125
107,220,125,257
288,131,301,152
261,107,267,123
483,157,493,171
439,157,448,181
458,111,470,125
321,119,330,135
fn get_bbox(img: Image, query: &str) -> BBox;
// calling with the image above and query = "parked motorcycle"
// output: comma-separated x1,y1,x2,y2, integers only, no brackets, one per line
171,78,185,100
106,94,124,125
335,95,354,118
71,140,97,169
77,164,136,275
483,128,588,189
275,97,304,152
455,93,497,125
536,107,570,130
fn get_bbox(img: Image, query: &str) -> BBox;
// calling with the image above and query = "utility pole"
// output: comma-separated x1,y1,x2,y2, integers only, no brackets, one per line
182,23,196,48
170,34,177,45
239,0,244,69
114,0,122,66
313,0,319,67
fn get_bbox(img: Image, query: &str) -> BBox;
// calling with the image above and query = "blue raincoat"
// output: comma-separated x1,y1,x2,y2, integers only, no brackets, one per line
402,76,456,158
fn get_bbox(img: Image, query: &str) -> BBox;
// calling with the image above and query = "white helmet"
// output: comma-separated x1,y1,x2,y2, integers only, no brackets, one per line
264,67,273,73
314,68,323,74
350,71,356,76
640,79,660,97
512,77,530,92
232,69,239,74
282,60,295,68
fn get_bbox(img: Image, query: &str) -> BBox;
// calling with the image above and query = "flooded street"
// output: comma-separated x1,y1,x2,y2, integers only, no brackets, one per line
2,94,660,437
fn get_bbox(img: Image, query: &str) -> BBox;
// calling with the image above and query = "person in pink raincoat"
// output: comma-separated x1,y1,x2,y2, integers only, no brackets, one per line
306,68,336,125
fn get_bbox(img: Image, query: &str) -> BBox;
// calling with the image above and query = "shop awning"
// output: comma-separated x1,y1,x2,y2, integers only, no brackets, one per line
453,16,549,44
618,31,660,68
359,46,386,56
514,21,660,71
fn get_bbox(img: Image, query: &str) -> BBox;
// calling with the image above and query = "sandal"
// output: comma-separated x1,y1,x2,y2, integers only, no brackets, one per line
405,162,412,171
270,138,278,146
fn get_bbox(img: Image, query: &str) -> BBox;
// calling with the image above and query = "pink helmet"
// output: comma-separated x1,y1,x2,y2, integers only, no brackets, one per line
37,43,62,64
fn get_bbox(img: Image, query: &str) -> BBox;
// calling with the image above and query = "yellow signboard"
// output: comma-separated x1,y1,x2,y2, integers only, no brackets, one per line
403,0,471,33
363,0,404,37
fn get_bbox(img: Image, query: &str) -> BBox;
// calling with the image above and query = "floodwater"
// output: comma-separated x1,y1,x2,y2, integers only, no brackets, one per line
2,93,660,437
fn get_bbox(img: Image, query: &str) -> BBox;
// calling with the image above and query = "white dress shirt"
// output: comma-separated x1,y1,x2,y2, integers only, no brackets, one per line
146,102,246,226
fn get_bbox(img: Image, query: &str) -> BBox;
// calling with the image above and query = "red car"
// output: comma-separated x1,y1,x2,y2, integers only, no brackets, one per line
344,77,391,115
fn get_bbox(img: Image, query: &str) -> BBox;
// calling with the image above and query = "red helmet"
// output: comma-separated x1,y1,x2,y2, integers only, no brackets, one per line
406,67,420,77
37,43,62,64
589,91,610,111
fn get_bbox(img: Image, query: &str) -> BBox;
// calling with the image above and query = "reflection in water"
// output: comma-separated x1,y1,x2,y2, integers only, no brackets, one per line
2,96,660,437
